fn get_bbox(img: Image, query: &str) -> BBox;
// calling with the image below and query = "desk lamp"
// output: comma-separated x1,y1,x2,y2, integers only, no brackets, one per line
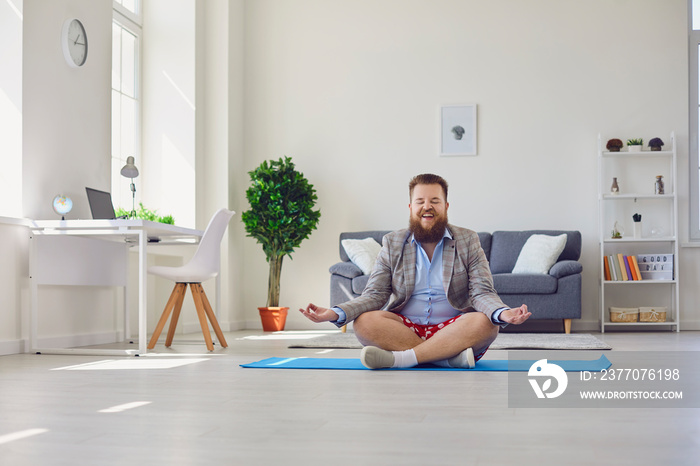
120,156,139,218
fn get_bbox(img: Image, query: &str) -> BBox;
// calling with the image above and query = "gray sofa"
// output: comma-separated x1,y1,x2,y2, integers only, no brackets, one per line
329,230,582,333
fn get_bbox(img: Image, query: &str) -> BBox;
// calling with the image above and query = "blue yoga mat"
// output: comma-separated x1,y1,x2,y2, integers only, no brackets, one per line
240,354,612,372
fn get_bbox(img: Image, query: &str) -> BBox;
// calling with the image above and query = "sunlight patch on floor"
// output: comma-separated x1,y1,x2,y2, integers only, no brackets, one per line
51,358,208,371
0,428,48,445
99,401,152,413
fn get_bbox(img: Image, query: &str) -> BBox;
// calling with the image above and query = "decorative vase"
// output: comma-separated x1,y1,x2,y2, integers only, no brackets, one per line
610,177,620,195
655,176,665,195
633,222,642,239
628,145,642,152
650,146,661,151
258,307,289,331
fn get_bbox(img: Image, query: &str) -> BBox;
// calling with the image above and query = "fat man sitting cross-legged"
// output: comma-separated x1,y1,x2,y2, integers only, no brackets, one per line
299,173,531,369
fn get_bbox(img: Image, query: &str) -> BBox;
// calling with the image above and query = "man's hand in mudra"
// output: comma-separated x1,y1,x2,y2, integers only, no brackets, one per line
500,305,531,325
299,303,338,323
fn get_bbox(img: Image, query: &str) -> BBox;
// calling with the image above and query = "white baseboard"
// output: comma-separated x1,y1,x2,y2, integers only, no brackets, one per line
34,331,125,350
0,331,126,355
0,339,23,356
677,320,700,330
226,320,247,331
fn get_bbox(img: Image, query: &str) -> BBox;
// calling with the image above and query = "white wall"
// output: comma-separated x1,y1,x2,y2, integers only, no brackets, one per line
241,0,693,330
143,0,196,229
18,0,124,345
0,220,29,355
225,0,246,330
22,0,112,220
196,0,247,330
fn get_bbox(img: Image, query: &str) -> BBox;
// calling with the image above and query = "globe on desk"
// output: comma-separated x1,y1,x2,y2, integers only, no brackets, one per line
52,195,73,220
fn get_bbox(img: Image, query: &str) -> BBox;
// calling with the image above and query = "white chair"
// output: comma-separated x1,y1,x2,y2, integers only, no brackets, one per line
147,208,235,351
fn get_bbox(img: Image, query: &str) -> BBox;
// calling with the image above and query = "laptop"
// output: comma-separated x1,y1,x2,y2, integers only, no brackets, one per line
85,187,117,220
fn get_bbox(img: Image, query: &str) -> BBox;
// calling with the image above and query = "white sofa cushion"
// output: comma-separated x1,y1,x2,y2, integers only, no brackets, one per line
512,234,567,275
341,238,382,275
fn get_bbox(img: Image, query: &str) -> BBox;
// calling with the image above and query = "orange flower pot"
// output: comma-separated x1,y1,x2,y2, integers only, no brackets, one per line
258,307,289,332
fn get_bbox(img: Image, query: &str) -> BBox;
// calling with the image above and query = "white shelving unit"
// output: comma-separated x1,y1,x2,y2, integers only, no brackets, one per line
597,132,679,332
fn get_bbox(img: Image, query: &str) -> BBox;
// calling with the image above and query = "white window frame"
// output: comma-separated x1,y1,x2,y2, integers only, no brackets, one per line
690,1,700,240
114,1,141,25
112,2,142,213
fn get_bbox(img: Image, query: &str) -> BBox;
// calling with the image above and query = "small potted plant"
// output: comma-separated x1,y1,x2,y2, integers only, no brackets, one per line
606,138,624,152
115,203,174,224
648,137,664,151
627,138,643,152
611,221,624,239
242,156,321,331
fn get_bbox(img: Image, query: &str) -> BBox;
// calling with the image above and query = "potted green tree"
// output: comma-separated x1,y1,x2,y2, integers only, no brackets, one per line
242,156,321,331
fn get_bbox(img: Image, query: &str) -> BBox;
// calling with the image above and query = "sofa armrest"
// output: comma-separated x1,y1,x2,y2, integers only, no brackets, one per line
329,262,364,279
549,260,582,278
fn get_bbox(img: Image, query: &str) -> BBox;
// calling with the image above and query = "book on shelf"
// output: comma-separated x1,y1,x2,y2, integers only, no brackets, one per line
603,256,611,281
629,255,641,280
608,255,618,281
617,253,629,281
603,254,643,281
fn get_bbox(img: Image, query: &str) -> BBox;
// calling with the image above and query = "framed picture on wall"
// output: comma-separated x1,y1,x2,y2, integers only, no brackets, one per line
440,104,477,156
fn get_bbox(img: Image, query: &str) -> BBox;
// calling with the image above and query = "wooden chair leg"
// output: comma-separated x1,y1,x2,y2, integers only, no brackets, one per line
564,318,572,334
190,283,214,351
194,283,228,348
148,283,187,349
165,284,188,347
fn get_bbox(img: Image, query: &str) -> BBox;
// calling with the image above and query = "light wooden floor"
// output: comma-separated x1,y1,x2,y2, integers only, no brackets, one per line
0,330,698,465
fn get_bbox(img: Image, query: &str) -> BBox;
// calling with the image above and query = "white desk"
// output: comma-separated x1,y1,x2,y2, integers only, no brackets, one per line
29,219,204,355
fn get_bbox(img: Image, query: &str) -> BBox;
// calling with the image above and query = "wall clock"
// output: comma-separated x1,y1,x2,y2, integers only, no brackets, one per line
61,18,88,67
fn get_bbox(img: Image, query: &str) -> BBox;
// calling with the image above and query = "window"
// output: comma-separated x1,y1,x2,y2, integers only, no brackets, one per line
691,1,700,239
0,0,22,217
112,2,141,213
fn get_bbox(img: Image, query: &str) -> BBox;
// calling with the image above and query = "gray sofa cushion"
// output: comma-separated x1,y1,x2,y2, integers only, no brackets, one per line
352,275,371,295
489,230,581,274
328,262,364,279
477,232,491,259
549,260,583,278
492,273,558,294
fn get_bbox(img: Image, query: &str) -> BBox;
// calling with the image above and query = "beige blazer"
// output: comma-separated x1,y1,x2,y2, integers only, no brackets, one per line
339,224,507,323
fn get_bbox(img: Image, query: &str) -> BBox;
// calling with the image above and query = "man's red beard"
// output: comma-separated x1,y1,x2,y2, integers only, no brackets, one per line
409,210,448,243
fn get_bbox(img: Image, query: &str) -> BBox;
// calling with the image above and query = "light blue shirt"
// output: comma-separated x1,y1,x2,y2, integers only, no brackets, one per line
400,231,460,325
333,229,506,326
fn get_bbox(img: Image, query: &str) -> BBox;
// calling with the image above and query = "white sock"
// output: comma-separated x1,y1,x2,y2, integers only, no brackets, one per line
433,348,476,369
391,349,418,368
432,359,451,368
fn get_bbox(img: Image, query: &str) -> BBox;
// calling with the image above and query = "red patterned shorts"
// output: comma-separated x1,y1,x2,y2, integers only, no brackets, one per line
398,314,490,361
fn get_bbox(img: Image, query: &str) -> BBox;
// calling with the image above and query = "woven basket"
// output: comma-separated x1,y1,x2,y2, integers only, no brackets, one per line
639,307,667,322
610,307,639,323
